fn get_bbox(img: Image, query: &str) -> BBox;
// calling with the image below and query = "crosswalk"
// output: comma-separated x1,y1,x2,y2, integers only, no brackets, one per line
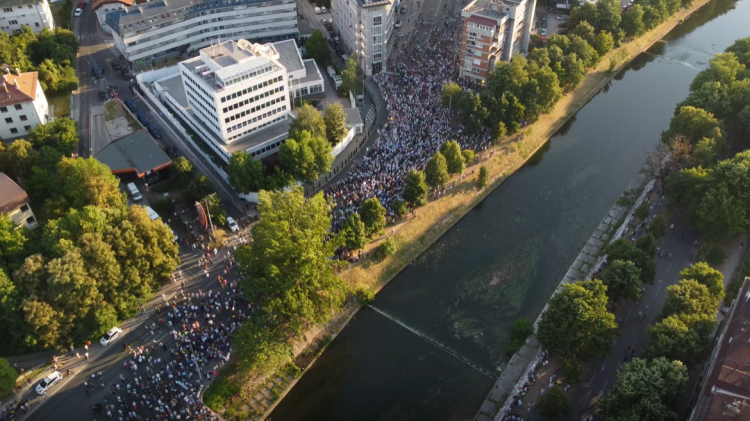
365,94,383,127
76,32,97,40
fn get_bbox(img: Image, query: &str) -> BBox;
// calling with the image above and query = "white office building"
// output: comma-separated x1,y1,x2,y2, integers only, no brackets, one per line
0,69,49,140
105,0,298,67
332,0,396,76
0,0,54,35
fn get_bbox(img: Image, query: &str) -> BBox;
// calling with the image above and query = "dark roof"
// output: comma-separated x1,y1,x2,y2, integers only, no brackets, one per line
0,172,30,214
94,131,173,177
468,14,499,27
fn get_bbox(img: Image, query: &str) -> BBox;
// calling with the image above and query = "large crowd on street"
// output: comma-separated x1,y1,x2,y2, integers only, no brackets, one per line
324,7,494,230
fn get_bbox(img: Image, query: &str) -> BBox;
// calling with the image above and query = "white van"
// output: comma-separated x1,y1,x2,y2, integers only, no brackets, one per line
314,6,321,13
127,183,142,201
145,206,160,221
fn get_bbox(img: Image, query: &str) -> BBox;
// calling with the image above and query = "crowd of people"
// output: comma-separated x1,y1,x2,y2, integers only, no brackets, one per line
324,5,494,230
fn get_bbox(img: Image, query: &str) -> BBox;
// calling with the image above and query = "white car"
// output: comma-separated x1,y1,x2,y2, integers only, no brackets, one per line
395,20,402,28
100,327,123,346
556,15,569,20
226,216,239,233
320,6,326,12
74,7,82,16
35,371,63,395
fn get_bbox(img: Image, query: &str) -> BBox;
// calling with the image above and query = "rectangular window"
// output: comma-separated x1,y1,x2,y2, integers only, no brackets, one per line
8,20,18,25
19,115,27,121
373,16,382,25
10,128,18,134
26,216,35,225
24,125,31,131
0,107,6,113
20,205,29,212
2,7,11,12
4,117,12,123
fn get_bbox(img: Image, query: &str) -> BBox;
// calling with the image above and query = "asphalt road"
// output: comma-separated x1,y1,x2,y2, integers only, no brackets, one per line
18,237,247,421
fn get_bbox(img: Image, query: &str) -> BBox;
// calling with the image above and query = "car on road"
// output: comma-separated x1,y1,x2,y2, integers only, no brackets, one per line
98,90,108,101
314,6,321,13
74,7,82,16
136,111,150,125
100,327,122,346
35,371,63,395
400,6,407,13
541,28,546,36
164,145,178,158
92,65,103,78
111,60,122,70
147,123,161,138
321,18,328,24
226,216,239,233
558,22,567,28
121,69,134,80
77,1,86,8
541,35,546,42
395,20,402,28
320,5,326,12
556,15,569,20
123,98,137,112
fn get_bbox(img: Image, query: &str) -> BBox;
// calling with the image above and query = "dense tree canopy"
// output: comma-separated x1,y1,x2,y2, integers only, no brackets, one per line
289,104,326,140
279,130,334,183
359,197,386,238
425,152,450,188
602,259,643,305
403,170,429,206
538,387,574,421
661,280,717,320
537,280,619,362
341,212,367,250
341,56,359,95
304,30,331,67
0,357,18,397
323,102,349,145
679,262,724,302
646,313,715,367
605,238,657,284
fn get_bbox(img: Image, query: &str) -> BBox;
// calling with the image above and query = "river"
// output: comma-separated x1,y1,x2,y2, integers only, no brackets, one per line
270,0,749,419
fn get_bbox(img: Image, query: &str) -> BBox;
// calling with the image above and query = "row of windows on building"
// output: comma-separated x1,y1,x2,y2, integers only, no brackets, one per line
0,104,25,112
226,104,286,134
224,94,285,127
163,94,231,161
220,75,283,104
185,89,222,133
229,114,285,142
182,72,218,111
2,5,35,12
292,84,322,97
222,85,283,114
249,130,285,155
220,65,274,89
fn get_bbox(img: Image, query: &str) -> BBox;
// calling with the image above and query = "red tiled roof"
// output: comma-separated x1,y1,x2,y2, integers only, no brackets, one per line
0,172,30,214
91,0,133,11
0,72,38,107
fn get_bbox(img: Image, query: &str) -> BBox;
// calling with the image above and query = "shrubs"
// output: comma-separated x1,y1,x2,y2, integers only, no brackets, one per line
506,318,535,355
355,286,375,306
376,237,397,260
478,166,489,188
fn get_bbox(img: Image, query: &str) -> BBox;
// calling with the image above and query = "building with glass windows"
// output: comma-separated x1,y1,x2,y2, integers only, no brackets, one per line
332,0,396,76
0,0,54,35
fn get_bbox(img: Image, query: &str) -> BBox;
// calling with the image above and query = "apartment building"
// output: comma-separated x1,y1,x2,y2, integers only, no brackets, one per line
0,0,54,34
332,0,396,76
0,172,38,230
105,0,298,67
92,0,133,35
459,0,534,82
0,69,49,140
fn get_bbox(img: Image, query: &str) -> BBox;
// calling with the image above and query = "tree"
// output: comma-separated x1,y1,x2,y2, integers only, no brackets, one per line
693,184,745,241
359,197,386,238
171,156,194,188
458,92,488,135
646,313,715,367
538,387,574,421
0,139,36,182
403,170,428,206
648,214,668,239
679,262,724,302
462,149,475,165
692,137,719,167
49,157,127,216
236,189,347,334
425,152,450,188
0,214,28,269
568,3,598,33
478,166,489,188
592,31,615,56
392,199,407,218
183,174,216,204
622,4,646,37
642,4,663,30
595,0,623,36
341,212,367,250
598,357,688,421
279,130,333,182
636,232,657,257
537,280,619,362
289,103,326,140
571,21,596,43
560,53,586,90
661,106,722,145
341,56,359,95
725,37,750,67
661,280,718,319
507,318,535,355
605,239,657,284
376,237,397,259
442,82,463,108
323,102,349,145
28,118,79,156
442,141,466,175
602,260,643,305
0,357,18,397
305,29,331,67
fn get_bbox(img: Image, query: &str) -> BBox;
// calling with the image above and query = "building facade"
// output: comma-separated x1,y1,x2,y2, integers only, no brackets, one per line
0,0,54,35
0,172,38,230
105,0,298,67
92,0,132,35
332,0,396,76
0,69,48,140
459,0,534,82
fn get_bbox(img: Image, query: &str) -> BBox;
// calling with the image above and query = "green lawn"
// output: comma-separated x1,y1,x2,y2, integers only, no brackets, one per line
48,93,70,118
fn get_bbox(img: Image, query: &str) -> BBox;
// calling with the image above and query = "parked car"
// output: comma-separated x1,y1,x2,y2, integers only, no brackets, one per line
226,216,239,233
395,20,402,28
136,111,150,125
100,327,122,346
123,98,137,112
558,22,567,28
400,6,407,13
121,69,134,80
147,123,161,139
320,6,326,12
314,6,321,13
111,60,122,70
558,29,568,34
77,1,86,8
321,18,328,24
35,372,63,395
74,8,82,16
164,145,178,158
541,28,547,36
98,90,108,101
556,15,569,20
92,65,103,78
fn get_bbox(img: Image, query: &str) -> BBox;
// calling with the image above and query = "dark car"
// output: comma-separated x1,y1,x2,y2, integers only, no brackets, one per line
558,29,569,35
121,69,134,80
111,60,122,70
98,90,108,101
123,98,137,113
164,145,178,158
136,111,149,125
400,6,407,13
147,123,161,139
92,65,102,78
558,22,567,28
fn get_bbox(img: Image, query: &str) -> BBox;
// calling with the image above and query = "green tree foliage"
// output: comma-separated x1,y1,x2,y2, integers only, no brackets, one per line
204,194,227,227
661,106,722,145
462,149,475,165
478,166,489,188
171,156,194,188
679,262,725,302
634,201,650,220
183,174,216,204
305,29,331,67
661,280,717,320
376,237,397,259
636,232,658,257
227,151,267,193
622,4,646,37
725,37,750,67
425,152,450,188
442,82,463,108
598,357,688,421
506,318,534,355
592,31,615,56
323,102,349,145
359,197,386,238
289,103,326,140
0,215,28,270
596,0,623,35
458,91,488,136
403,170,428,206
648,214,668,239
568,3,598,33
0,139,36,182
0,357,18,396
537,280,619,362
341,56,359,95
392,199,408,218
692,137,719,167
605,238,657,284
279,130,333,182
341,212,367,250
442,141,466,175
538,387,574,421
235,189,347,335
560,53,587,90
28,118,78,156
646,313,715,367
232,322,294,375
602,260,643,305
44,157,127,217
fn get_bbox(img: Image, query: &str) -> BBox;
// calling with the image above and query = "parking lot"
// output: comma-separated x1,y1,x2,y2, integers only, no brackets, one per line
534,6,571,45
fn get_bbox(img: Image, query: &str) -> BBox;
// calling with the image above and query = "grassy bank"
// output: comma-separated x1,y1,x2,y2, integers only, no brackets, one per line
208,0,717,417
